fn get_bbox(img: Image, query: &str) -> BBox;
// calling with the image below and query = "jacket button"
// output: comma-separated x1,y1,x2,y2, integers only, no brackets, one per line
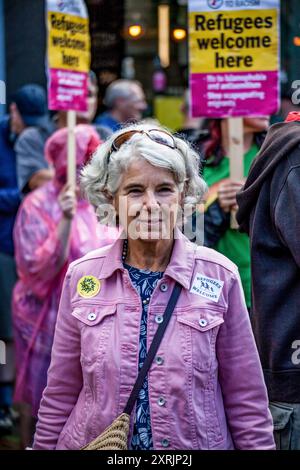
155,315,164,324
155,356,164,365
161,438,170,447
87,313,97,321
157,397,166,406
160,283,168,292
199,318,207,327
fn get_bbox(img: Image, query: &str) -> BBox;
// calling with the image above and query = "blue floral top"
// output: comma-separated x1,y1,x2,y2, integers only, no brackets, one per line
123,263,164,450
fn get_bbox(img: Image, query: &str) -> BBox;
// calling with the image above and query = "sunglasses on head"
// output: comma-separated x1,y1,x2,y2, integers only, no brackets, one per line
106,129,178,165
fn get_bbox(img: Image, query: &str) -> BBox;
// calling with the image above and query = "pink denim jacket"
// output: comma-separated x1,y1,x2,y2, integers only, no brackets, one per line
33,230,275,450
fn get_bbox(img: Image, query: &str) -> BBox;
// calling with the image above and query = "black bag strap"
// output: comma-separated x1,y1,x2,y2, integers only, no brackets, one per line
124,282,182,415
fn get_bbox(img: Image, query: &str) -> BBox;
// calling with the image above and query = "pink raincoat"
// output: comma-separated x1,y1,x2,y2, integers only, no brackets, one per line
12,125,116,416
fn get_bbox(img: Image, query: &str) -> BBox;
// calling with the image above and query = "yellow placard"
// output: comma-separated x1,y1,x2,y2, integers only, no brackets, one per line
189,9,278,74
47,11,90,72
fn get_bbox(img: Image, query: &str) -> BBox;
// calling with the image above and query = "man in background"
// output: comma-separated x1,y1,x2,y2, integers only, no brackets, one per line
95,79,147,132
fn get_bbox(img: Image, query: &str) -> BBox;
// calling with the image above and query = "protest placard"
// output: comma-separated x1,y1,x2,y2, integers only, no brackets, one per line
46,0,91,187
189,1,280,227
46,0,90,112
189,0,280,118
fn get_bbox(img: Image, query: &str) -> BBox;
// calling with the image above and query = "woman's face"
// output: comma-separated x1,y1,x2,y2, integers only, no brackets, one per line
113,158,183,241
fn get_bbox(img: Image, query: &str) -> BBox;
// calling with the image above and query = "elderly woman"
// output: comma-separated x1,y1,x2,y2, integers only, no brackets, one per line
33,123,275,450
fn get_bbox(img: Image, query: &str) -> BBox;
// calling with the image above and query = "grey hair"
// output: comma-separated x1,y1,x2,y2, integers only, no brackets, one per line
103,79,143,109
81,122,207,225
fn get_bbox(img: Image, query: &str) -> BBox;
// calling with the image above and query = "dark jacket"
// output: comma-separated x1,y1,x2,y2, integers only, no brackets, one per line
237,121,300,402
0,116,20,255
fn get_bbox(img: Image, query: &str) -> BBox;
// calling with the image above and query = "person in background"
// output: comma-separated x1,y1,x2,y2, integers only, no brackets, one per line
0,114,21,435
237,112,300,449
198,117,268,310
95,79,147,132
84,71,112,141
12,125,115,448
12,84,55,195
176,89,208,143
55,71,112,142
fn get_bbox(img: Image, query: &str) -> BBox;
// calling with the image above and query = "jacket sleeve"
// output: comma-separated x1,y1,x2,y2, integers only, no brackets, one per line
13,198,63,297
274,167,300,267
0,187,20,214
217,270,275,450
33,267,82,450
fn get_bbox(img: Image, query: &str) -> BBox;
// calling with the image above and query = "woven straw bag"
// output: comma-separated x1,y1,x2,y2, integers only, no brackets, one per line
81,283,182,451
81,413,130,450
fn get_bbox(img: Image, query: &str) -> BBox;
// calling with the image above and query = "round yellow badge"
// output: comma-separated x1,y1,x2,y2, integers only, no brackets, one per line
77,275,101,298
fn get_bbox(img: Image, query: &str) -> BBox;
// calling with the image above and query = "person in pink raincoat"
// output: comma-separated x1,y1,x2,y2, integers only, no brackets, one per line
12,124,116,445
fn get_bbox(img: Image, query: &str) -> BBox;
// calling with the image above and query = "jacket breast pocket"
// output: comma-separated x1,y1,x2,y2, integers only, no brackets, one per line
71,304,116,364
177,307,224,372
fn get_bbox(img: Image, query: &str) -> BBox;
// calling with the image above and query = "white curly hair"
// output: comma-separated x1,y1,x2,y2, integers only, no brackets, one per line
81,122,207,225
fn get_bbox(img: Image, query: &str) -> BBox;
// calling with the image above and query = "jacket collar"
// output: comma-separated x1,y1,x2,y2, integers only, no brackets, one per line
100,227,196,290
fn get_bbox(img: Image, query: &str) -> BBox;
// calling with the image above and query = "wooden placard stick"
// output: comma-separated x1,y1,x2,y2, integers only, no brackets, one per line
67,110,76,189
228,117,244,229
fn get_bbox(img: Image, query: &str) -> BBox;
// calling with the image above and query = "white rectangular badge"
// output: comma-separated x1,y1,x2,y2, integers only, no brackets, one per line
190,273,224,302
